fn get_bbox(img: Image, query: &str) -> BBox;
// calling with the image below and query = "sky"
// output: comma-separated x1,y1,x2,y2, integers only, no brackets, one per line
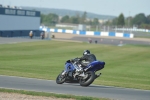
0,0,150,17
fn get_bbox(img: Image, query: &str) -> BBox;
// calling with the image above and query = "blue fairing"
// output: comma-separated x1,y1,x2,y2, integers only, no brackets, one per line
85,61,105,71
64,63,75,72
65,60,105,72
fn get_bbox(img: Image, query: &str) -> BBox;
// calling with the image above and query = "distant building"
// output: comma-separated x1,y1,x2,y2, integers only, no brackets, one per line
0,4,22,9
0,5,41,37
78,24,86,31
56,23,78,29
55,23,91,31
98,19,109,24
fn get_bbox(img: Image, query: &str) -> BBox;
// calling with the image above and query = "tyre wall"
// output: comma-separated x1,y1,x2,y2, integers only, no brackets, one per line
40,26,134,38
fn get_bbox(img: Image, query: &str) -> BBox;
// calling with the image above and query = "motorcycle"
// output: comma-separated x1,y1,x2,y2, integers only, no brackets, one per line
56,58,105,87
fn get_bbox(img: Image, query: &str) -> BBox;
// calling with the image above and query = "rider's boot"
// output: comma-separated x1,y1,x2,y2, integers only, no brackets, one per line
95,73,101,78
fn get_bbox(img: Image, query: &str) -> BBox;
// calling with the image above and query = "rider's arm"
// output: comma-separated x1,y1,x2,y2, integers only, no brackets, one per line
79,55,86,61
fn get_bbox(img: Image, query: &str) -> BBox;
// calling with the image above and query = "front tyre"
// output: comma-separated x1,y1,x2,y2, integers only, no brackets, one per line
79,71,95,87
56,74,66,84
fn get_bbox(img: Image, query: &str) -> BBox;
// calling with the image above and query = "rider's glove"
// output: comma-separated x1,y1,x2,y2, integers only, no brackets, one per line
70,59,74,62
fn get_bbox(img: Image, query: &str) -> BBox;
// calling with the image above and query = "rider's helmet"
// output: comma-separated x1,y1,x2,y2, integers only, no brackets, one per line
83,50,90,55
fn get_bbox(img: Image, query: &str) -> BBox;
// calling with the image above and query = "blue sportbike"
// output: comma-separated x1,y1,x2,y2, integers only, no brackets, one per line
56,58,105,87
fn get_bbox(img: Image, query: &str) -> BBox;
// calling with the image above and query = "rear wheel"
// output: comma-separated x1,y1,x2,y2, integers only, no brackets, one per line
79,71,95,87
56,74,66,84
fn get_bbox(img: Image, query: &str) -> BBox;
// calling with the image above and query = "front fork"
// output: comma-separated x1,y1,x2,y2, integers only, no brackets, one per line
61,70,67,75
62,70,75,79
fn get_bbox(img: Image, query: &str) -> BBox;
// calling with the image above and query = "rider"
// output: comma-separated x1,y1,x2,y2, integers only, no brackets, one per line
79,50,97,68
78,50,101,78
66,50,97,77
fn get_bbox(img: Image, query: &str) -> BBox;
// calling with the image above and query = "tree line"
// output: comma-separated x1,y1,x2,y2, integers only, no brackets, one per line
41,12,150,29
41,12,100,27
105,13,150,29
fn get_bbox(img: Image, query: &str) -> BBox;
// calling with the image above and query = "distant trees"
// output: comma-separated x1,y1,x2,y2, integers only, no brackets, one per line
41,13,59,26
92,18,99,26
80,11,87,24
40,12,150,29
41,11,100,27
147,15,150,24
60,15,70,23
105,13,150,29
117,13,125,27
69,16,80,24
130,13,150,29
132,13,147,26
112,18,118,25
61,15,80,24
125,16,133,27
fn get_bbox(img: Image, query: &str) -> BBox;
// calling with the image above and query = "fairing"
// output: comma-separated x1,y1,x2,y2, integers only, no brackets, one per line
84,61,105,71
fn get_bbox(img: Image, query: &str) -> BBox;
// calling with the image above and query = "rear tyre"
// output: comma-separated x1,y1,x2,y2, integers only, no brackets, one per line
79,71,95,87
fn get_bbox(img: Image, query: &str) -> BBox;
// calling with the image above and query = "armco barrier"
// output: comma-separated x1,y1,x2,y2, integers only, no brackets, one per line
39,27,134,38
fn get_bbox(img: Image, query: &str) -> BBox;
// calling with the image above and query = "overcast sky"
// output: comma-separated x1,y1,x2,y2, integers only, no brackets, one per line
0,0,149,17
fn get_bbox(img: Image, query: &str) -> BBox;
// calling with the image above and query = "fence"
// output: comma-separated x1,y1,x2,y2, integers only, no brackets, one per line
115,28,150,33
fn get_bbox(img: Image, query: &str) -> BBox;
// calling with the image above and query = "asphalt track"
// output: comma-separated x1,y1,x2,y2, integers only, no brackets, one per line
1,34,150,46
0,75,150,100
50,33,150,46
0,37,42,44
0,36,150,100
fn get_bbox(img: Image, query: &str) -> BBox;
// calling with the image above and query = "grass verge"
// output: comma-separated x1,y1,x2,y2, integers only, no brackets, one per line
0,88,109,100
0,40,150,90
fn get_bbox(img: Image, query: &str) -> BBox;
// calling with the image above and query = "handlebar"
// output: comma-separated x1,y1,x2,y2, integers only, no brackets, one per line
70,58,80,63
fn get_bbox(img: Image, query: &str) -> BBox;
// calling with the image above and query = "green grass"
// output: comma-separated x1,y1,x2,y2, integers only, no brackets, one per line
0,88,108,100
0,40,150,90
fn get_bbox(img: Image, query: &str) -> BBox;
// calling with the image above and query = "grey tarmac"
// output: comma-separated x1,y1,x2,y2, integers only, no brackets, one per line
0,75,150,100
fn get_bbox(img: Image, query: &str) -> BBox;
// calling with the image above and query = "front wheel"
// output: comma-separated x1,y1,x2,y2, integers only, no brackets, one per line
56,73,66,84
79,71,95,87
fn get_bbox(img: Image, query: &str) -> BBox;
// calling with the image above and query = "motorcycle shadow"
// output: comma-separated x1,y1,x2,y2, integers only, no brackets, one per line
63,83,114,89
65,80,79,83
